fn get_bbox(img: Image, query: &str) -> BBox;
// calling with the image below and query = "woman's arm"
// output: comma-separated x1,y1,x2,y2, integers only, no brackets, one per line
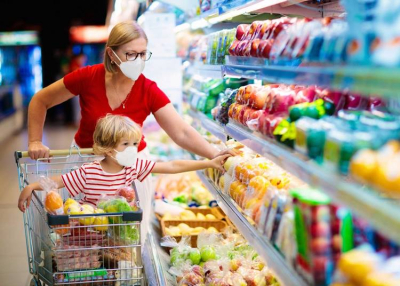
18,175,65,212
28,79,75,160
152,154,230,174
154,104,236,159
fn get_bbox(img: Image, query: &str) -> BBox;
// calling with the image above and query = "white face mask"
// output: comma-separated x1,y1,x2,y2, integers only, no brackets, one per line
113,146,138,167
111,49,145,81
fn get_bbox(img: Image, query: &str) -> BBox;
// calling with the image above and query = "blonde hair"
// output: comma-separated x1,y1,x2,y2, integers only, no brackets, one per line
104,20,148,73
93,114,142,155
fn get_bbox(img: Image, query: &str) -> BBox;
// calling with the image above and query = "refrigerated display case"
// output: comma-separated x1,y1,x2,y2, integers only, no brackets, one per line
0,30,42,143
168,1,400,285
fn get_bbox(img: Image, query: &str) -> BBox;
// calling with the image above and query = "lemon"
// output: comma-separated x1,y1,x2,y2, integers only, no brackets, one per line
93,209,108,231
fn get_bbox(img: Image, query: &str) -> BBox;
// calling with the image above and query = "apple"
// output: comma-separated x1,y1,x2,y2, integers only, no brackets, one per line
317,89,345,113
238,106,249,125
310,222,330,237
312,256,330,273
236,24,249,40
243,107,254,126
229,39,241,56
246,109,264,131
368,97,385,111
311,205,331,222
236,86,246,104
248,21,262,40
250,39,261,57
116,186,136,202
237,40,249,56
271,91,295,113
259,20,271,39
243,41,252,56
295,86,317,103
189,248,201,265
243,84,258,105
344,93,369,110
231,104,244,121
200,246,216,262
250,88,271,110
257,39,274,58
228,103,236,118
332,235,342,252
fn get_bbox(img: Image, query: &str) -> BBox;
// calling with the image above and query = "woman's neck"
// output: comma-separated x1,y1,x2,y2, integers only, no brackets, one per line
100,156,124,173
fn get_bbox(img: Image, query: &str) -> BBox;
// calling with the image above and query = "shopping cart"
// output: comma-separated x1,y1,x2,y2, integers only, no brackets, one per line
15,147,144,286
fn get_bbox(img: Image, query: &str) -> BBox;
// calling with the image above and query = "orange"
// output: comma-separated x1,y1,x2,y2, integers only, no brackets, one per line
349,149,378,184
45,191,63,215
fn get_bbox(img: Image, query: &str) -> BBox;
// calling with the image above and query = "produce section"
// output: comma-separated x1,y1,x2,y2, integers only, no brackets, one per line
161,1,400,285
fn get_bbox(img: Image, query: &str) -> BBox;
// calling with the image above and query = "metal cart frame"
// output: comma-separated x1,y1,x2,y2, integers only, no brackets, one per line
15,147,144,286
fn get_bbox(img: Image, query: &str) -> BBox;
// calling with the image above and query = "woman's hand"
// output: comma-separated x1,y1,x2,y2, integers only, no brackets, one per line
211,148,239,159
18,186,34,212
209,154,231,173
28,141,50,160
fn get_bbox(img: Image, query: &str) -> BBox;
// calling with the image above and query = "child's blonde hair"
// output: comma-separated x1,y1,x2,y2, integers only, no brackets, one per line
93,114,142,155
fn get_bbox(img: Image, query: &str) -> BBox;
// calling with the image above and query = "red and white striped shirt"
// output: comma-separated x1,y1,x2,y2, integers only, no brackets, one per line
61,159,155,206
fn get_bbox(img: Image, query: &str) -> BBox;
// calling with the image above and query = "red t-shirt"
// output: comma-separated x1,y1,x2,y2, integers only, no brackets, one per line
63,63,170,151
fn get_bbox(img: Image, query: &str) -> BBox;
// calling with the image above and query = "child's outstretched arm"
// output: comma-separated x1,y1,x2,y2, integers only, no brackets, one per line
152,154,231,174
18,175,64,213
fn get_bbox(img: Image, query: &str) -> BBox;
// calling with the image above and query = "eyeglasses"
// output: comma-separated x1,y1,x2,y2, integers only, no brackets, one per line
125,51,152,61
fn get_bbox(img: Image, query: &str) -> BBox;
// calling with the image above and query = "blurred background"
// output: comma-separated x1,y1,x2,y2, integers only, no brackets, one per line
0,1,192,284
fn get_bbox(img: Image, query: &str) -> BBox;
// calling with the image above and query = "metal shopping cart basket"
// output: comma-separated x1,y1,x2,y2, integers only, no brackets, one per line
15,147,144,286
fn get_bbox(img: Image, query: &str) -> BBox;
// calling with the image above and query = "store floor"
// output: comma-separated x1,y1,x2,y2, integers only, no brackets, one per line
0,125,77,286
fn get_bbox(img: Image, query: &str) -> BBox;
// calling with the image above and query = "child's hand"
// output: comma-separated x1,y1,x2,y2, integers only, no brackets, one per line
18,186,33,212
209,154,231,173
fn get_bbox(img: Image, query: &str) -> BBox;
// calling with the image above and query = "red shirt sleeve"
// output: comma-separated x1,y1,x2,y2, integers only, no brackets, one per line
63,66,91,96
133,158,155,182
61,165,87,197
147,81,171,113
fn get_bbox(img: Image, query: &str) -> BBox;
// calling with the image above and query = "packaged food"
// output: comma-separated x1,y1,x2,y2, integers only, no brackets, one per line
291,188,334,286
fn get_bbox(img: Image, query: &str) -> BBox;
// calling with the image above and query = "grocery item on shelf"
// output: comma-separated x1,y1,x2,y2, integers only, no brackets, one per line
350,140,400,198
330,244,400,286
162,220,228,247
154,172,217,208
166,231,281,285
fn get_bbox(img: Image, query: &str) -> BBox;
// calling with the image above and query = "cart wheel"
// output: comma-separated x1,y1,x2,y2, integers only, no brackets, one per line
30,277,42,286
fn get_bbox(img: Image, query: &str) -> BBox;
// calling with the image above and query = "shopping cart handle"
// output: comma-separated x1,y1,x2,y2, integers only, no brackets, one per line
47,209,143,226
15,148,94,159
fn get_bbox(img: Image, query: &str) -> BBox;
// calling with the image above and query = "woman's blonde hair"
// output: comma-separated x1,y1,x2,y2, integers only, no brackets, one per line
104,20,148,73
93,114,142,155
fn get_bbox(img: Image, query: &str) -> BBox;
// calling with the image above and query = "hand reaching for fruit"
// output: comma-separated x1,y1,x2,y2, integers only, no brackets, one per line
212,148,240,160
209,154,231,173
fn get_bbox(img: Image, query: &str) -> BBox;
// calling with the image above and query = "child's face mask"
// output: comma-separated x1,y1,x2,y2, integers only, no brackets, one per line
113,146,138,167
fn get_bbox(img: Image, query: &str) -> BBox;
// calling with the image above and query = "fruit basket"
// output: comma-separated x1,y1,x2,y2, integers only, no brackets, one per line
161,219,229,248
155,207,226,222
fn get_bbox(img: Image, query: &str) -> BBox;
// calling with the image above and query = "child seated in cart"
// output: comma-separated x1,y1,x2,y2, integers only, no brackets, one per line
18,114,230,212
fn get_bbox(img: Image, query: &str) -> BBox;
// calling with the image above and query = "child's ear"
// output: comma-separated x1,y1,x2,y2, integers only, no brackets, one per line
104,148,114,157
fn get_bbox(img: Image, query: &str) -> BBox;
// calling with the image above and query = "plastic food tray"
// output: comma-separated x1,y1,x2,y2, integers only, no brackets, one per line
161,220,229,248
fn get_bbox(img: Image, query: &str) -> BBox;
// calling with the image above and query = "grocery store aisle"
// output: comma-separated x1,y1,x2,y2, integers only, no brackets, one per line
0,125,76,286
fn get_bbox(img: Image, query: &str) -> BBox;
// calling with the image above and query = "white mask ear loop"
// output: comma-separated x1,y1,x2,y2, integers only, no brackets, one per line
111,49,123,65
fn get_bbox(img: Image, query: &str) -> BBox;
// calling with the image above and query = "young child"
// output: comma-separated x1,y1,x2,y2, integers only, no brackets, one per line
18,114,230,212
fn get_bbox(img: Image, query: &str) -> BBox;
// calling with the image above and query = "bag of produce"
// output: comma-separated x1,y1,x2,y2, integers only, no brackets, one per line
40,176,64,215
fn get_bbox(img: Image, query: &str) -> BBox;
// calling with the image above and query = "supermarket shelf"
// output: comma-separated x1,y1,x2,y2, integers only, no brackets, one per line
222,56,400,99
225,122,400,245
196,170,308,286
144,222,177,286
188,107,400,245
188,108,227,142
187,63,223,78
175,0,333,32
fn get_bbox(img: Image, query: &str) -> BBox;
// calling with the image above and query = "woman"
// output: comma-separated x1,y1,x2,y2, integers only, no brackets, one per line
27,20,234,240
